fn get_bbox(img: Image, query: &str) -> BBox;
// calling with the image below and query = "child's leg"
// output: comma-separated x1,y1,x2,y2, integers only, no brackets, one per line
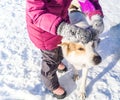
40,47,63,91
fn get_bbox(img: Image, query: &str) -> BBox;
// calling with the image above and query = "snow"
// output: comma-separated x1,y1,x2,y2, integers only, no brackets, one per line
0,0,120,100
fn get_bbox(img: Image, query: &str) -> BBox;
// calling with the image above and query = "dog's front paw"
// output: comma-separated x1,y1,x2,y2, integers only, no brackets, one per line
78,92,86,100
72,74,79,81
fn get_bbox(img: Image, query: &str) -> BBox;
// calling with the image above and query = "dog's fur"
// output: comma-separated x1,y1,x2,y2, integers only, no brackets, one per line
59,4,102,100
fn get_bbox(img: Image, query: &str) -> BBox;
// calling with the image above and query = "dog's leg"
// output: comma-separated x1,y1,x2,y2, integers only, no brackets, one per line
72,67,79,81
94,38,101,48
79,67,88,100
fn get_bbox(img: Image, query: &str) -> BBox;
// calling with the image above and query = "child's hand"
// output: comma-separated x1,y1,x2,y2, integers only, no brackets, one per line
57,22,97,44
88,14,104,34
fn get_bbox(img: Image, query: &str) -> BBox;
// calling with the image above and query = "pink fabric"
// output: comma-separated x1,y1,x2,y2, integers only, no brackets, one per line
26,0,71,50
79,0,95,14
78,0,103,18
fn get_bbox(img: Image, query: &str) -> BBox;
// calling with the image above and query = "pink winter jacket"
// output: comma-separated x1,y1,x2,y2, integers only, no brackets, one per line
26,0,72,50
78,0,103,19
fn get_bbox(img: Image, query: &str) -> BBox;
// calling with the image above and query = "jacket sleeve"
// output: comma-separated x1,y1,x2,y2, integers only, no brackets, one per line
78,0,103,18
26,0,63,35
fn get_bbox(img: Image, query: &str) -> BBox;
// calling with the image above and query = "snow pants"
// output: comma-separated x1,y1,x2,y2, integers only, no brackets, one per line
40,47,63,91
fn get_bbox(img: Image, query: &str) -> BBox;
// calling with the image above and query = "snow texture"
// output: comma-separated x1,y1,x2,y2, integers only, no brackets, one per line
0,0,120,100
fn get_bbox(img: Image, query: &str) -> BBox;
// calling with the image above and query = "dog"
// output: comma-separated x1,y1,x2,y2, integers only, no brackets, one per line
60,41,101,99
59,4,102,100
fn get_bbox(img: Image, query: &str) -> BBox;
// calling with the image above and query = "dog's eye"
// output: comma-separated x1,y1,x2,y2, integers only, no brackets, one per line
78,47,84,51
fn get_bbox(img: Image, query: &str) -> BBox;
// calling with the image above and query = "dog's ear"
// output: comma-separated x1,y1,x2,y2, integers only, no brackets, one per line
68,43,76,51
58,42,69,47
58,42,69,51
61,42,76,51
59,42,77,52
58,42,70,56
59,42,76,51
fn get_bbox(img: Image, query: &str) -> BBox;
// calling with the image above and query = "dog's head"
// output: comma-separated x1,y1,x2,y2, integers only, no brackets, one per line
59,41,102,68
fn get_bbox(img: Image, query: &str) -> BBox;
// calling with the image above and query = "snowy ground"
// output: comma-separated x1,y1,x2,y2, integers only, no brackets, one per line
0,0,120,100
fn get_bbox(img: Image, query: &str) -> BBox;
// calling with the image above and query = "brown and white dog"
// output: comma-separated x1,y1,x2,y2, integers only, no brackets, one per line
59,4,102,100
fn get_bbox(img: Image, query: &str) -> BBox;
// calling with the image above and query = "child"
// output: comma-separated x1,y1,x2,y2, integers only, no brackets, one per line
26,0,103,99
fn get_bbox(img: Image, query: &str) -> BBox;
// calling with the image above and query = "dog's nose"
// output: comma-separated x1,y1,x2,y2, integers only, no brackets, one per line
93,55,102,65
